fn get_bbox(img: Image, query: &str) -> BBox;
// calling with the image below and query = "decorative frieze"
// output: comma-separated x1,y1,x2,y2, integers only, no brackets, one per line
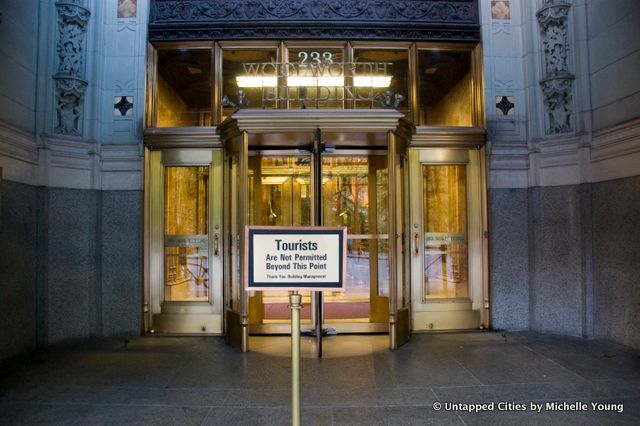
149,0,480,41
152,0,477,22
537,0,574,135
54,1,90,137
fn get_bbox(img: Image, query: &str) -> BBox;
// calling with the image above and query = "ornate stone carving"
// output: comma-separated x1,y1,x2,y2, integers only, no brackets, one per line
54,1,90,136
152,0,477,22
540,76,572,134
537,0,574,135
149,0,479,41
53,76,87,136
149,26,479,43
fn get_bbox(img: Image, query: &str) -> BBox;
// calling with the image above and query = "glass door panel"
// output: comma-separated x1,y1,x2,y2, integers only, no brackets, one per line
322,156,389,324
248,156,313,324
164,166,209,302
409,149,484,331
422,165,468,300
246,152,389,332
248,157,311,227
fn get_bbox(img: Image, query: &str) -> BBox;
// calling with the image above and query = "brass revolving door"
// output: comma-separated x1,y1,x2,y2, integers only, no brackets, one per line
247,151,390,335
221,110,410,352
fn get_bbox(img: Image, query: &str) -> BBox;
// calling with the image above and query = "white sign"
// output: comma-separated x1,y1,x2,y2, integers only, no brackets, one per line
245,226,347,291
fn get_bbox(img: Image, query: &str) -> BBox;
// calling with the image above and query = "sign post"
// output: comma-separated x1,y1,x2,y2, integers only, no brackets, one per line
313,129,324,358
245,225,347,426
289,292,302,426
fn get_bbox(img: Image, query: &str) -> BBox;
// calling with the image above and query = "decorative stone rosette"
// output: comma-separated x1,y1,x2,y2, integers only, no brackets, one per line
54,1,90,136
537,0,574,135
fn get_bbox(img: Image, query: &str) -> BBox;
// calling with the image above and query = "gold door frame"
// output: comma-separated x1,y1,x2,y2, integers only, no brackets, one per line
408,126,489,331
145,148,225,334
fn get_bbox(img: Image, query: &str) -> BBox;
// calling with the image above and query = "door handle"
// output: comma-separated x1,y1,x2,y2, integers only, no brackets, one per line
414,233,420,255
214,234,219,256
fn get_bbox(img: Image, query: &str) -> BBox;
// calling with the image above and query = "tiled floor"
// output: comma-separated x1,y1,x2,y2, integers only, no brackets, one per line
1,332,639,425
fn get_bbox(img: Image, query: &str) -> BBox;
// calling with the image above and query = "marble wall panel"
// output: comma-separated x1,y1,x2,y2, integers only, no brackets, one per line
0,181,37,361
488,188,529,330
45,188,100,344
592,175,640,350
529,186,584,336
101,190,143,336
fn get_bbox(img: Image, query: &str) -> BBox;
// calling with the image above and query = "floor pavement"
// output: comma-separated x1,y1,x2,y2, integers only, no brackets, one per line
1,332,639,425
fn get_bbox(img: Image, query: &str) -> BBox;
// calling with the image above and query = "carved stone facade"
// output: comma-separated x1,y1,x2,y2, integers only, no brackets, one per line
149,0,480,41
54,1,90,136
537,0,574,135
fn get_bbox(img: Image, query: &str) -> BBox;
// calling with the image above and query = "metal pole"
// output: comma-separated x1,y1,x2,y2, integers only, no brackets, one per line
290,292,302,426
313,128,323,358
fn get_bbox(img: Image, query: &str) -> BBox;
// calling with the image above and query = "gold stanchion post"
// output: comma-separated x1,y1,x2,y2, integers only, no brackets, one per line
289,292,302,426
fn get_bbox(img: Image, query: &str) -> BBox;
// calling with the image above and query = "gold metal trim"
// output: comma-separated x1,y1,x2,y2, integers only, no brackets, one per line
479,145,490,328
345,42,355,109
410,126,486,148
350,41,412,49
227,109,404,133
144,128,222,149
213,43,222,125
347,234,389,239
409,43,419,124
238,131,250,352
472,44,486,127
145,43,157,128
388,131,399,349
143,148,152,332
249,322,389,334
414,41,478,51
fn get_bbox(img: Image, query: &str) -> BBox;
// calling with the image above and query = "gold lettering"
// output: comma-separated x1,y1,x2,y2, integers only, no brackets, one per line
344,85,355,100
242,63,260,75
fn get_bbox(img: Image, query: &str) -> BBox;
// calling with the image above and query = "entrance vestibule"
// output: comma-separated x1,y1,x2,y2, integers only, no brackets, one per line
145,110,488,351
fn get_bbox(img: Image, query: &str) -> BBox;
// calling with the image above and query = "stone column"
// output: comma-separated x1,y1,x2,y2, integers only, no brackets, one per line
537,0,574,135
53,1,90,136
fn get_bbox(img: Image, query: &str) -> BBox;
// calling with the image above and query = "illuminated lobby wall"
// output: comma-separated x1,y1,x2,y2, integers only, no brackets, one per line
1,0,639,362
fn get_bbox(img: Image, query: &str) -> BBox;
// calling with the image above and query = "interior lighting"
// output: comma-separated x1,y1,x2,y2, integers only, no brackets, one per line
261,176,290,185
236,76,278,87
236,75,391,88
287,76,345,87
353,75,392,87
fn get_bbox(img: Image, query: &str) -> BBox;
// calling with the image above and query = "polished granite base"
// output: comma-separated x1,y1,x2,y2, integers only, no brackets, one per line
1,332,638,425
